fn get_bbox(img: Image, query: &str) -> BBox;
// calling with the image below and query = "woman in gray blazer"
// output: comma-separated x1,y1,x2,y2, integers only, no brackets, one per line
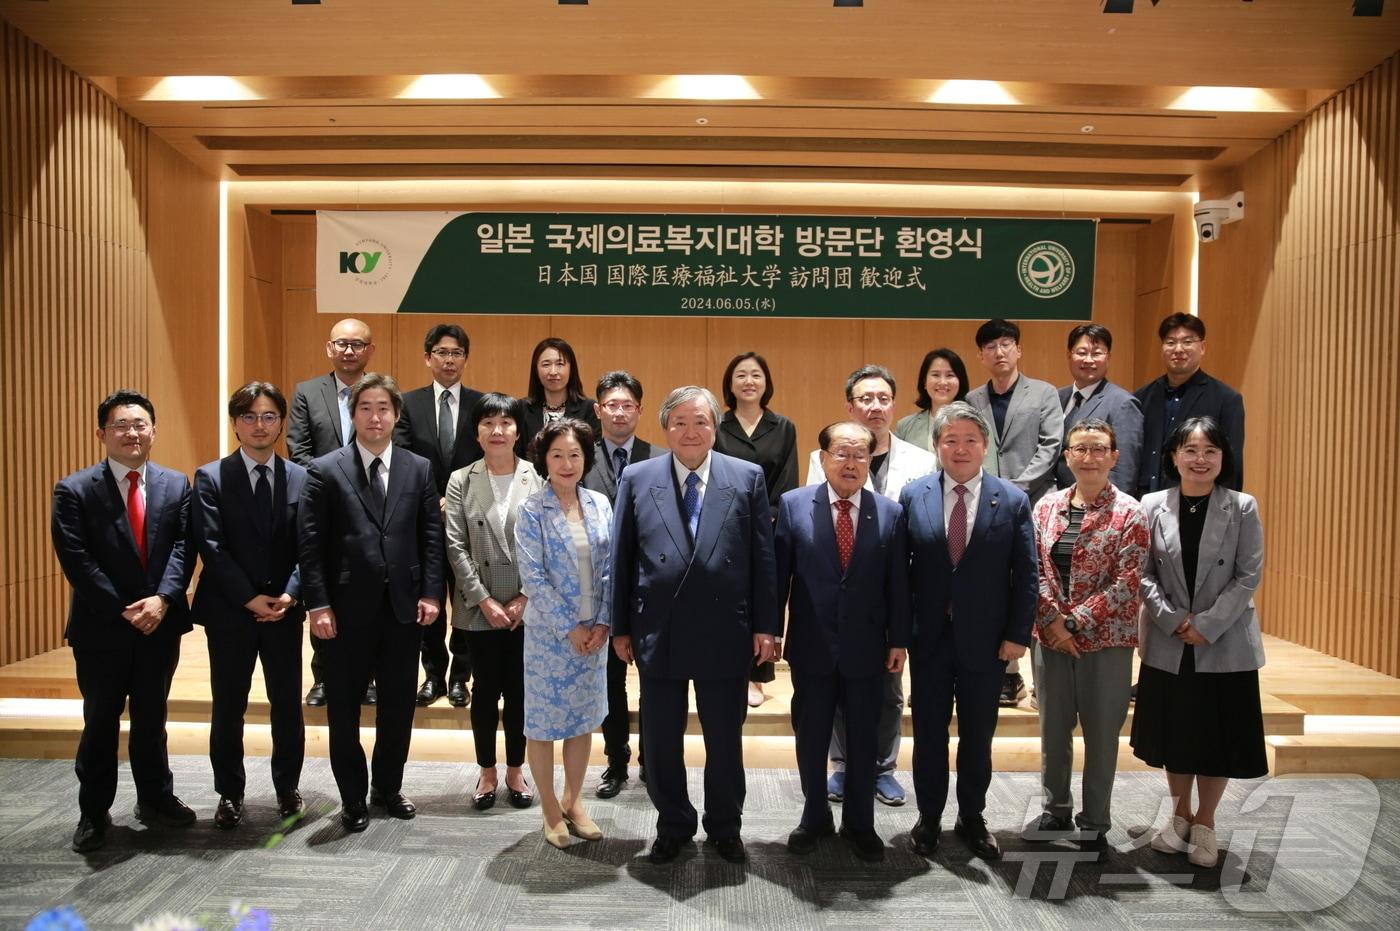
445,393,543,811
1131,416,1266,869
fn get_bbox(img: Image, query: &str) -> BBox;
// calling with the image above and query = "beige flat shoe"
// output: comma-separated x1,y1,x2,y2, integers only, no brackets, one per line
564,811,603,841
543,819,570,849
1187,823,1219,868
1150,815,1190,853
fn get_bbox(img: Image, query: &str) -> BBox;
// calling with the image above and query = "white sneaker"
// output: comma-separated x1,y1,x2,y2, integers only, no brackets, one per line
1149,815,1190,853
1187,823,1219,868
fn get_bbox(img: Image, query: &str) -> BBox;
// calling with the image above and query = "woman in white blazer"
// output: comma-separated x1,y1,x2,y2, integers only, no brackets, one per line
1131,416,1266,869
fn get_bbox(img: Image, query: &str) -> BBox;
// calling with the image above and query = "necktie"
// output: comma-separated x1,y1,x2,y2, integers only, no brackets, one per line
834,498,854,572
948,484,968,566
338,386,353,446
613,447,629,480
1067,391,1084,416
253,464,273,535
126,470,148,567
368,457,386,518
683,471,701,539
437,390,455,465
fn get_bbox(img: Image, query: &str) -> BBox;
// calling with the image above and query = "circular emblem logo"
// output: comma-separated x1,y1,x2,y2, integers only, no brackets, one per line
1017,241,1075,299
347,237,392,287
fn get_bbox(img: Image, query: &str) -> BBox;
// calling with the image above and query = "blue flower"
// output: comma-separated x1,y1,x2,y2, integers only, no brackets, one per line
25,907,87,931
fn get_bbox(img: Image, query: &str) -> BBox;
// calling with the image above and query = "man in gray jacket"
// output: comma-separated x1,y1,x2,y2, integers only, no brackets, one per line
1056,323,1143,497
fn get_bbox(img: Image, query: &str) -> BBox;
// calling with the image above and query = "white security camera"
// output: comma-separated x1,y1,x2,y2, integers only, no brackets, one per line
1194,192,1244,243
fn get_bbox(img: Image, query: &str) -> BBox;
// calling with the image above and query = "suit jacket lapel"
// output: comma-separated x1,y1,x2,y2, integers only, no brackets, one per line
649,455,689,554
966,475,999,558
100,463,144,566
382,453,409,525
221,453,259,536
338,448,383,528
915,474,950,567
843,488,879,577
272,456,290,538
810,485,842,577
1002,377,1031,441
693,458,735,565
1157,488,1191,597
502,461,534,551
1194,487,1231,596
319,376,345,445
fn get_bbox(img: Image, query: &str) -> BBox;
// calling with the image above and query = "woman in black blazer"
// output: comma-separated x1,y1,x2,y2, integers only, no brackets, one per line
517,337,600,458
714,351,798,707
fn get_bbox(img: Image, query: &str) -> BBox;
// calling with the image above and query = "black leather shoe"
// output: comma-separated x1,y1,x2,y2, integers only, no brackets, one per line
369,789,416,819
786,819,835,855
707,835,748,864
340,800,369,832
134,795,197,827
595,765,627,799
71,813,111,853
416,678,446,707
1023,811,1075,840
507,781,534,809
447,681,470,708
999,672,1027,707
840,825,886,862
277,790,304,821
362,683,378,706
472,789,496,811
911,817,941,857
304,682,326,707
214,796,243,829
638,765,647,784
649,835,684,864
954,815,1002,861
1076,829,1110,862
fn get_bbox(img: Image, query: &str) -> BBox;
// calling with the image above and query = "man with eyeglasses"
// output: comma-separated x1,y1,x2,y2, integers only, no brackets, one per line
1134,313,1245,493
392,324,484,709
1056,324,1143,497
287,317,377,708
191,382,307,830
52,389,197,852
804,364,936,809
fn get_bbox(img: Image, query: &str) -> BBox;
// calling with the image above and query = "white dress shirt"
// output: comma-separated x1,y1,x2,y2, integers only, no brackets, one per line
356,441,393,494
108,458,147,505
239,448,277,492
672,452,711,507
827,484,862,542
435,381,461,438
941,469,983,549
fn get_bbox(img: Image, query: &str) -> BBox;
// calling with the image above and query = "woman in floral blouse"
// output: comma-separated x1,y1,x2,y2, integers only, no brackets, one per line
1023,418,1148,858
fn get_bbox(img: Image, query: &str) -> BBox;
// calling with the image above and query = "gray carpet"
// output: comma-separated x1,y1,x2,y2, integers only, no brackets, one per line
2,756,1397,930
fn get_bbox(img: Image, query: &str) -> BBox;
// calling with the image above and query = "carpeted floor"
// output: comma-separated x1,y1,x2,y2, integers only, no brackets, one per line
3,756,1396,930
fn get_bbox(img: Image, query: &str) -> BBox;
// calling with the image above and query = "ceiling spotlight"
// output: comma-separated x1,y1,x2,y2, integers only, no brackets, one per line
1081,125,1095,133
1354,0,1383,14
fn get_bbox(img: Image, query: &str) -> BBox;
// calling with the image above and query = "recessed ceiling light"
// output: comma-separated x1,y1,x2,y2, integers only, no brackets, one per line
1170,86,1278,112
651,75,760,100
696,117,710,125
146,76,259,101
927,80,1017,106
1081,125,1096,133
399,74,500,99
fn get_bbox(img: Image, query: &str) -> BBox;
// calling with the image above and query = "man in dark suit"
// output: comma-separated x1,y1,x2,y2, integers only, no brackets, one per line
298,373,445,832
775,421,910,862
1056,323,1143,496
611,386,780,865
902,401,1037,862
393,324,484,709
51,389,197,852
582,370,662,799
287,317,377,707
1135,313,1246,494
192,382,307,830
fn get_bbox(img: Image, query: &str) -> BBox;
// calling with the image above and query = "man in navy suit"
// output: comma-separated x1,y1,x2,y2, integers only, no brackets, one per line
51,389,197,853
393,323,485,709
902,401,1037,861
611,386,780,865
192,382,307,830
298,373,445,832
775,421,910,862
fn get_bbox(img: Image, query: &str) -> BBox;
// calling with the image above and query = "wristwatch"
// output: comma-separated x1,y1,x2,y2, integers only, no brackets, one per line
1061,615,1079,634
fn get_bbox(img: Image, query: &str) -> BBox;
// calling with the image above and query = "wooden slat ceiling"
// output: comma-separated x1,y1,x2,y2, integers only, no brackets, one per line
3,0,1397,190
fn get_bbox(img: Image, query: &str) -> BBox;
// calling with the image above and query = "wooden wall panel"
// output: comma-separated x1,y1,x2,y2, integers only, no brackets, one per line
0,22,218,665
1200,52,1400,677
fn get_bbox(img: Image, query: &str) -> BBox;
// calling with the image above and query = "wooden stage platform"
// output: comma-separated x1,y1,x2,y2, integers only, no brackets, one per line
1,633,1397,777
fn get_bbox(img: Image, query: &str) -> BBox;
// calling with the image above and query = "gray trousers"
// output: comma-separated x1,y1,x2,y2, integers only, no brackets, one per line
1033,644,1133,834
830,668,903,776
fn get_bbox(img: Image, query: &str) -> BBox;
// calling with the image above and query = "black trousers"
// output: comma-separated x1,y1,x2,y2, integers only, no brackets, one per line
639,674,746,840
601,647,644,768
421,558,471,687
465,626,525,768
791,667,882,833
321,599,423,805
205,618,304,799
73,635,181,817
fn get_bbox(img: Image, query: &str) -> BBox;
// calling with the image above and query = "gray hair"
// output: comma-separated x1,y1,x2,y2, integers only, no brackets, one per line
658,385,722,429
931,400,990,443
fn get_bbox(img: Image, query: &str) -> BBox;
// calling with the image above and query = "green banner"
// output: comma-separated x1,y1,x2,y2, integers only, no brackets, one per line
396,212,1095,320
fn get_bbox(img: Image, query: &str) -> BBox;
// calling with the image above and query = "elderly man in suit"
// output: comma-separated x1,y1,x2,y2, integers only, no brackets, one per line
1056,324,1143,497
903,401,1038,862
805,364,936,808
777,421,910,862
582,370,662,799
393,323,485,709
52,389,197,853
192,382,307,830
610,386,780,865
298,373,444,832
287,316,377,707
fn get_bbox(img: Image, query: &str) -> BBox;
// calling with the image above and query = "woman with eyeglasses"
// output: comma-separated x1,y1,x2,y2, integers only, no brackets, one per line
1023,418,1148,859
894,348,970,456
713,351,797,707
517,338,601,459
1131,416,1267,869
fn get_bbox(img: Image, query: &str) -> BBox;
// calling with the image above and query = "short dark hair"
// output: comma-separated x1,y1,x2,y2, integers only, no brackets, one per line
844,364,896,401
913,348,970,411
1158,313,1205,341
470,392,526,439
721,351,775,410
424,323,469,356
595,370,643,403
227,381,287,420
1067,416,1118,450
1161,415,1234,486
529,418,596,478
98,389,155,428
1067,324,1113,352
348,372,403,416
819,421,876,454
975,318,1020,349
527,337,586,405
